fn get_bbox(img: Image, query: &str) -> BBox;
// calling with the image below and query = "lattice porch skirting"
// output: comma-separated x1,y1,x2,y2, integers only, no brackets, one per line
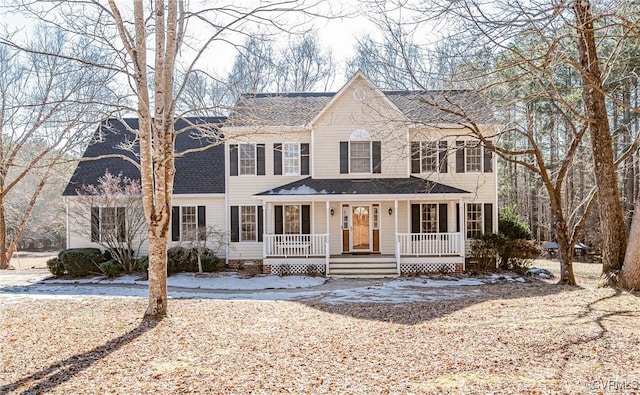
400,262,461,274
269,263,326,276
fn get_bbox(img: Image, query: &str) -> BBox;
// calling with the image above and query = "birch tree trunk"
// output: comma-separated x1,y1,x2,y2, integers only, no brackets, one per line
573,0,627,277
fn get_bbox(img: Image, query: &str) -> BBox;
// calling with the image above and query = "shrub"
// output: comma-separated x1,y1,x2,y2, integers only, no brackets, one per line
137,256,149,271
503,239,541,274
46,257,65,277
499,205,532,240
102,248,136,273
100,260,122,278
167,246,220,274
470,232,505,272
59,248,106,277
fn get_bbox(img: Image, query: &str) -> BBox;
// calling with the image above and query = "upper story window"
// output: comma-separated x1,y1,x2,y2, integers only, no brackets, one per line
274,143,310,176
340,130,381,175
411,140,448,174
283,143,300,175
239,144,256,175
350,141,371,173
230,143,265,176
465,142,482,172
455,140,493,174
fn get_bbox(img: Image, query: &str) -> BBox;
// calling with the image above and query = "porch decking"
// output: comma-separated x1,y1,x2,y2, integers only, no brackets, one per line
263,233,465,278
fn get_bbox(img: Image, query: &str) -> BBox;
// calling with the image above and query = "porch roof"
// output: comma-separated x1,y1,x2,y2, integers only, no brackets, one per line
256,176,470,197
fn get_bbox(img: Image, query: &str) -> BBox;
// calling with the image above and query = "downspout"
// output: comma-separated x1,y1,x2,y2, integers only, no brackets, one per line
64,198,70,249
224,141,229,268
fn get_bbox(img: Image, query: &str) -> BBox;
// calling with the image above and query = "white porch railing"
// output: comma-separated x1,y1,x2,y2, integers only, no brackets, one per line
396,233,463,256
264,234,329,257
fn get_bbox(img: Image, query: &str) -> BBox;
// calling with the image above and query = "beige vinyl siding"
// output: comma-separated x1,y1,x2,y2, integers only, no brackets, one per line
66,196,225,258
312,77,409,179
226,132,312,205
409,128,497,203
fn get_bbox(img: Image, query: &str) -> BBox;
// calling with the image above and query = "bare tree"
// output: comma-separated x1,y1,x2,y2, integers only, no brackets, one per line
0,25,112,269
276,30,335,92
68,171,147,273
3,0,327,317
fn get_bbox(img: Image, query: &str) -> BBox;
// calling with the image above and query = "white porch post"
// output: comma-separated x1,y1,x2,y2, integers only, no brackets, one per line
325,201,330,275
262,202,268,259
459,198,466,271
394,199,400,275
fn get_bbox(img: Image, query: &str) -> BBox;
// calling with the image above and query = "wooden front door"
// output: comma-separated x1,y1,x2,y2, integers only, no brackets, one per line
351,205,370,251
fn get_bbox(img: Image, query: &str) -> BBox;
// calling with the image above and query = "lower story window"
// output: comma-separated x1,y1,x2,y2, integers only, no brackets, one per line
91,206,125,243
421,204,438,233
466,203,483,238
241,206,257,241
181,206,197,240
284,205,301,234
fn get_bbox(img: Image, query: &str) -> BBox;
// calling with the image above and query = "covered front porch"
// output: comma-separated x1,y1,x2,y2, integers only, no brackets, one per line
257,177,471,277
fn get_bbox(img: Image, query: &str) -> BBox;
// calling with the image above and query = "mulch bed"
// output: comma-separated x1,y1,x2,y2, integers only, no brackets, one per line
1,277,640,394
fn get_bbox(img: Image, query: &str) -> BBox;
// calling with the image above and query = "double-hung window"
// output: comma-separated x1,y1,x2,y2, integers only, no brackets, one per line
241,206,257,241
91,206,125,243
465,142,482,172
466,203,483,238
239,144,256,175
181,206,197,240
420,204,438,233
283,143,300,175
283,205,301,234
421,142,438,173
350,141,371,173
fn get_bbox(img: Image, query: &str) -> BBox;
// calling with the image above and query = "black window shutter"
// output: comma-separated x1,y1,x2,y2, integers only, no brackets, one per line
456,203,461,233
302,205,311,234
257,206,263,242
274,205,283,234
257,144,265,175
273,143,282,175
411,204,420,233
171,206,180,241
439,204,448,233
230,206,239,242
483,145,493,173
456,141,465,173
117,207,126,242
372,141,382,173
411,141,420,173
484,203,493,233
301,143,310,175
340,141,349,174
439,141,448,173
229,144,238,176
91,207,100,242
198,206,206,241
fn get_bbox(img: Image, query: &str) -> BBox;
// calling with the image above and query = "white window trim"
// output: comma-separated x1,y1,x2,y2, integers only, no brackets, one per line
349,140,373,175
465,203,484,238
419,141,439,173
99,207,120,243
420,203,439,234
282,142,301,176
240,205,258,242
464,141,482,173
238,143,257,176
283,204,302,234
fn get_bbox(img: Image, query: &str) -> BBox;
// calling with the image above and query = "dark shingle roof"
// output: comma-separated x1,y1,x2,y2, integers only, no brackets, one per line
256,176,470,196
63,117,226,196
228,90,493,127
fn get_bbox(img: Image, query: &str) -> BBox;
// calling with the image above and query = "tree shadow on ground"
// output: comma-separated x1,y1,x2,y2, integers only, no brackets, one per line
0,319,159,394
296,278,576,325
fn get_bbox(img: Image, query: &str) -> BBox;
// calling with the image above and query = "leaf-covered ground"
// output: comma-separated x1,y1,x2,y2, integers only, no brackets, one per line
1,261,639,394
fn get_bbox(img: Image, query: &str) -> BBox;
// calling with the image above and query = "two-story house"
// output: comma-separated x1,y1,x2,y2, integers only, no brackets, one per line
63,71,497,277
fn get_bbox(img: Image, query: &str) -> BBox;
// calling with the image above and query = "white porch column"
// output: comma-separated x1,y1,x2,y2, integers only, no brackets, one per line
394,199,400,275
262,202,268,259
459,198,466,270
325,200,330,275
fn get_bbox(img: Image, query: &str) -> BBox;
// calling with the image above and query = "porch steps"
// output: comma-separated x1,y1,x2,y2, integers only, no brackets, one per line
328,260,398,278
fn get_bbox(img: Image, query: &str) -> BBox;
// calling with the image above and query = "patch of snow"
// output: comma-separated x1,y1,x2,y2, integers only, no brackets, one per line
526,267,554,279
270,185,328,195
43,272,326,291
